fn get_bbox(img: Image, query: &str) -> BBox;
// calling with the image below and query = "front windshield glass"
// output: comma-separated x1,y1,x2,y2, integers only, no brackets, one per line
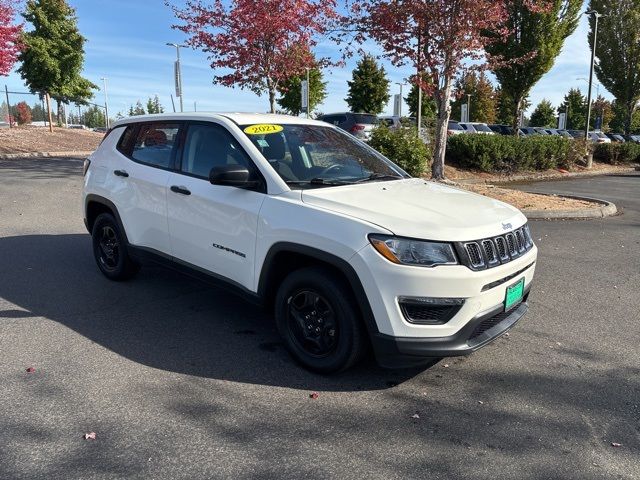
474,124,493,133
241,124,407,188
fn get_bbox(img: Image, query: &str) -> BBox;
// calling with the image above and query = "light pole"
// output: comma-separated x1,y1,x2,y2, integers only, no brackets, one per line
395,82,406,118
577,77,600,99
466,93,472,122
584,9,603,167
167,43,186,112
100,77,110,129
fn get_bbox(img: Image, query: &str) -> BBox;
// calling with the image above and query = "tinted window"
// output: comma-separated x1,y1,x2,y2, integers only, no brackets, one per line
352,114,377,124
116,125,137,155
448,122,464,131
474,124,493,133
131,123,180,168
181,123,252,179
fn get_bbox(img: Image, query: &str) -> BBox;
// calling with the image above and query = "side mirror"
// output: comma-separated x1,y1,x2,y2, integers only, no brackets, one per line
209,165,261,189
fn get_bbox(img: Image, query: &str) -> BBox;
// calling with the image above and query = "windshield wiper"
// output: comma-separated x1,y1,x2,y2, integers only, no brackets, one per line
355,173,404,183
285,178,354,186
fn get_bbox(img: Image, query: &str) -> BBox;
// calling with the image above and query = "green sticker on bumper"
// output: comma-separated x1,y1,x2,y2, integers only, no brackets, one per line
505,278,525,311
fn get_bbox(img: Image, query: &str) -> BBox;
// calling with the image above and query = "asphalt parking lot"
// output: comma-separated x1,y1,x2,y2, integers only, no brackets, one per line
0,157,638,480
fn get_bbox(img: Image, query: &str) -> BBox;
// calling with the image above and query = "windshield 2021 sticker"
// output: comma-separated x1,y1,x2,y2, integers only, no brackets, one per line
244,124,284,135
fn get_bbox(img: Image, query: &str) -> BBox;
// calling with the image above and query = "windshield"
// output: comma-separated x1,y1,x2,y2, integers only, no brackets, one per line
473,124,493,133
241,123,407,188
448,122,464,131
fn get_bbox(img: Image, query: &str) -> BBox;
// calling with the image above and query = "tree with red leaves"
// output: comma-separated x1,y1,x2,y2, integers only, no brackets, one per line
0,0,22,76
343,0,513,179
169,0,337,113
15,101,32,125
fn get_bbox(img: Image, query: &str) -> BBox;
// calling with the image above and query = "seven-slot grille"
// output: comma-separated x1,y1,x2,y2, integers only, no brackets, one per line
458,224,534,270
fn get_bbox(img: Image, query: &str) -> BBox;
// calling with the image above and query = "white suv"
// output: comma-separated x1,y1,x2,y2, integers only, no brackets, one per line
82,113,537,373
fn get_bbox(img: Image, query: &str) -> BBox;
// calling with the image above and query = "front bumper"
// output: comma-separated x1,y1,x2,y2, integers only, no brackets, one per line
371,291,529,368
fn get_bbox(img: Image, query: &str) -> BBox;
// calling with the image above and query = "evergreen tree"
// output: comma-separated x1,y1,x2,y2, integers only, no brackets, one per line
129,101,146,116
450,72,497,124
18,0,96,108
588,0,640,134
146,95,164,114
345,55,390,114
83,105,105,128
558,88,587,130
404,73,437,120
529,99,557,128
277,67,327,116
31,102,46,122
486,0,582,128
610,100,640,133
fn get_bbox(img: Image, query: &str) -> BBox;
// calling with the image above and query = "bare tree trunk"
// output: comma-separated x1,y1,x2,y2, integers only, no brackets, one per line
266,78,277,114
431,75,453,180
513,96,523,136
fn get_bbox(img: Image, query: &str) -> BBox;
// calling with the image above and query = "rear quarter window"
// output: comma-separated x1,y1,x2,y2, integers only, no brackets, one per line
352,114,377,124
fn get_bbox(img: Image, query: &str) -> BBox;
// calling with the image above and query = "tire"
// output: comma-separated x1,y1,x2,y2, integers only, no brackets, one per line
91,213,140,281
275,266,366,373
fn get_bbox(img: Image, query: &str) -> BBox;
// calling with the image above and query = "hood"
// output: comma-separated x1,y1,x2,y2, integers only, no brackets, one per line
301,178,526,242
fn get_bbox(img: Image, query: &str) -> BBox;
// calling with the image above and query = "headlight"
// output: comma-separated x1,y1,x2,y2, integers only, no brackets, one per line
369,234,458,267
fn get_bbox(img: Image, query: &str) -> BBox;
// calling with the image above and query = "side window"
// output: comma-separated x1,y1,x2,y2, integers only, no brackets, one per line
321,115,335,125
131,123,180,168
181,123,252,179
116,125,137,156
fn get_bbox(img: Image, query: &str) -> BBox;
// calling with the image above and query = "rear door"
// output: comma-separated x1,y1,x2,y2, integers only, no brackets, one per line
108,121,182,254
166,121,266,290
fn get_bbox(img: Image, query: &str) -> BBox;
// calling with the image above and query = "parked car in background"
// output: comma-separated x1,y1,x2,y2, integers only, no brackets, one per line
566,129,584,139
606,133,625,143
590,132,611,143
532,128,551,135
488,124,515,136
624,134,640,144
518,127,540,137
318,112,378,141
93,127,108,133
460,122,495,135
549,129,574,138
378,116,401,130
448,120,465,136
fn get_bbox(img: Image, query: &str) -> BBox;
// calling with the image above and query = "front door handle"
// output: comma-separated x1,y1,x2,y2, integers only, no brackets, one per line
170,185,191,196
113,169,129,178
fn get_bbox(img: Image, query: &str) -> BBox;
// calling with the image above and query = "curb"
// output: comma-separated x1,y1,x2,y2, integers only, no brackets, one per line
456,165,638,185
0,151,93,159
523,193,618,220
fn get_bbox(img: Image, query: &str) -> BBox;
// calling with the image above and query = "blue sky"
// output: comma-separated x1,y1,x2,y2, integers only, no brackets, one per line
3,0,612,118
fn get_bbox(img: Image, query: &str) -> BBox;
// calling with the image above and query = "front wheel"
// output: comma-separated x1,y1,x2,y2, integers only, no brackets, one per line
91,213,140,281
275,267,366,373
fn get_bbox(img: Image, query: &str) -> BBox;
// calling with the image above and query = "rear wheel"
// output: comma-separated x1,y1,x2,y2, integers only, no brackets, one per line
91,213,140,281
275,267,366,373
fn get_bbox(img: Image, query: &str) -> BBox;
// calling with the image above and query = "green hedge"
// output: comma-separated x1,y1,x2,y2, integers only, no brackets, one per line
593,143,640,164
369,125,430,177
446,134,579,173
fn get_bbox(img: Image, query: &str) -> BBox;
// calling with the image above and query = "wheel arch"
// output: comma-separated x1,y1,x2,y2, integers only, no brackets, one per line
257,242,380,337
85,194,129,244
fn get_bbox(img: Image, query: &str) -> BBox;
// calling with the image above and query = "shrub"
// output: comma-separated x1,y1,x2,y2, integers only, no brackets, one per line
446,134,576,173
369,124,430,177
594,143,640,164
15,102,32,125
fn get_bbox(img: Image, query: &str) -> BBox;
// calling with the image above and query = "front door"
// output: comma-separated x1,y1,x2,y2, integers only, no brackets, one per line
166,121,266,291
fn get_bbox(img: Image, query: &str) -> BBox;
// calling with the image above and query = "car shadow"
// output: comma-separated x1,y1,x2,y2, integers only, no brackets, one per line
0,234,427,391
0,156,83,180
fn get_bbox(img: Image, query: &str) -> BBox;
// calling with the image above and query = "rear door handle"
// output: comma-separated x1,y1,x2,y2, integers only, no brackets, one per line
170,185,191,196
113,169,129,178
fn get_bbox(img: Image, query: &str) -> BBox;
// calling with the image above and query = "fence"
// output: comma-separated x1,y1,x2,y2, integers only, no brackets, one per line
2,85,108,130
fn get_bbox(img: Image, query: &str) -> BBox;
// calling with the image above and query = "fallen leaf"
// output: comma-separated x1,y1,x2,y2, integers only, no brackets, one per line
309,392,319,400
478,401,484,405
411,413,420,419
26,367,35,373
611,442,622,447
84,432,96,440
443,364,449,368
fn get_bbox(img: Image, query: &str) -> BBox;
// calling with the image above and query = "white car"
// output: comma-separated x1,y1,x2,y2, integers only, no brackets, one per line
459,122,496,135
82,113,537,372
